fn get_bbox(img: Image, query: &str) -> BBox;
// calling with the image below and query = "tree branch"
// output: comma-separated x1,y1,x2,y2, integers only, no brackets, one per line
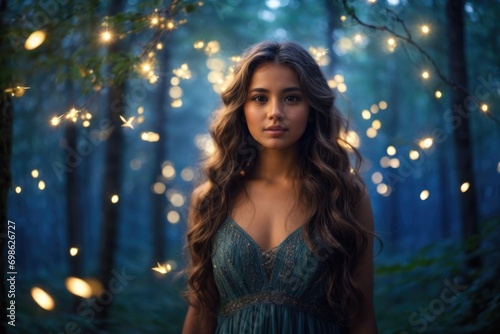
340,0,498,123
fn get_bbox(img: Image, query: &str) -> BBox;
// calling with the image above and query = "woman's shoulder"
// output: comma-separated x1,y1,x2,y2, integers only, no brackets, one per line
354,187,374,230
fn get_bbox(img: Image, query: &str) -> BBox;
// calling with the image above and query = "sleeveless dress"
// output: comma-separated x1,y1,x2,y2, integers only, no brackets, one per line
212,217,343,333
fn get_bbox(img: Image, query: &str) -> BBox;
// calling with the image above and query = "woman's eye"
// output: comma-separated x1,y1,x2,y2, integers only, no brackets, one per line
285,95,300,102
252,96,267,103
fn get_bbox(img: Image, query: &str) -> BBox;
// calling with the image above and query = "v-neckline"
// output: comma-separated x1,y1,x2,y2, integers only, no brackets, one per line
228,217,303,253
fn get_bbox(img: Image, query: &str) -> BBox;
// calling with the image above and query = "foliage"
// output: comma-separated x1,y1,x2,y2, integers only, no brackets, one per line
3,0,200,91
12,218,500,333
12,268,187,333
375,218,500,334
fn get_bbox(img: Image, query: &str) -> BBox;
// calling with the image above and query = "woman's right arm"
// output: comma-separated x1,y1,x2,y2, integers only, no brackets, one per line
182,304,217,334
182,182,218,334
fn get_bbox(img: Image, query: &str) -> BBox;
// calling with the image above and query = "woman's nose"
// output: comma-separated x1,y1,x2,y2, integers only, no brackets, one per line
268,99,284,119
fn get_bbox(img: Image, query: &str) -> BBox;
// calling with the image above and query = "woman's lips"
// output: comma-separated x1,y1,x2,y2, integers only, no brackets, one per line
264,126,287,137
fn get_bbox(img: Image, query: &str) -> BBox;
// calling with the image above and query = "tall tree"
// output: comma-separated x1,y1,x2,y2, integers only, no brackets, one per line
150,46,171,265
65,102,83,301
446,0,481,270
434,98,452,238
0,0,12,329
64,108,81,268
324,0,341,77
386,59,401,251
65,1,83,309
98,0,129,328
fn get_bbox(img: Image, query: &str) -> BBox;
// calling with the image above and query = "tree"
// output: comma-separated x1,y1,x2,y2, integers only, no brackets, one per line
386,59,401,250
445,0,481,271
97,1,129,329
324,0,341,77
150,46,171,266
64,1,86,311
1,0,196,326
339,0,487,260
65,103,83,304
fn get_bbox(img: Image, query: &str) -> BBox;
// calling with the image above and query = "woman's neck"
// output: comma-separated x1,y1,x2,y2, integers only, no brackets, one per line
251,148,299,183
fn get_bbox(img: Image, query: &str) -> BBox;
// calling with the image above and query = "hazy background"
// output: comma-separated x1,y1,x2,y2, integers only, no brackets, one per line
2,0,500,333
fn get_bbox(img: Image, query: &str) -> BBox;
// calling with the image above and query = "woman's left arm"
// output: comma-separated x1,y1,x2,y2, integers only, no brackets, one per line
348,190,378,334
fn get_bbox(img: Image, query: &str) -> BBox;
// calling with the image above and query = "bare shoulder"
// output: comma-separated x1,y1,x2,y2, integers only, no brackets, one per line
355,187,374,231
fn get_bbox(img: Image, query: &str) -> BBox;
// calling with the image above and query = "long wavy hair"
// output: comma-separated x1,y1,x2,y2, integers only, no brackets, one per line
185,41,370,325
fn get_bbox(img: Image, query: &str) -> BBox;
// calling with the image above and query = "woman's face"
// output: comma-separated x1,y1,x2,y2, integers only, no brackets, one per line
243,63,310,152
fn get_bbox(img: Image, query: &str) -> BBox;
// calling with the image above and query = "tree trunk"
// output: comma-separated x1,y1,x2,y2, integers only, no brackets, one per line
426,12,453,239
65,119,82,292
0,0,12,330
151,47,171,265
446,0,481,269
386,60,400,251
97,0,128,328
65,0,83,307
97,80,125,330
324,0,341,78
434,98,452,239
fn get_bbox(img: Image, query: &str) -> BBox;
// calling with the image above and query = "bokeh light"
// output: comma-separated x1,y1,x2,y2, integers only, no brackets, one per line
366,127,377,138
409,150,420,160
362,110,371,120
170,193,185,207
372,120,381,130
419,137,433,149
65,277,92,298
31,287,55,310
25,30,46,50
181,168,194,181
167,211,180,224
371,172,383,184
162,163,176,179
387,146,396,156
420,190,430,201
152,182,166,195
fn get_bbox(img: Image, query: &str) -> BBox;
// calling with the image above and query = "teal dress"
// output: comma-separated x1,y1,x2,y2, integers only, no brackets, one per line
212,217,342,333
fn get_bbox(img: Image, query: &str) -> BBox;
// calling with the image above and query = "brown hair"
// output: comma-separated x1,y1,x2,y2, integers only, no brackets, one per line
185,41,370,324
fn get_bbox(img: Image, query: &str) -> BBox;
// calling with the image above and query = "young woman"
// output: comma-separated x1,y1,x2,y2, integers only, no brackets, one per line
182,41,377,333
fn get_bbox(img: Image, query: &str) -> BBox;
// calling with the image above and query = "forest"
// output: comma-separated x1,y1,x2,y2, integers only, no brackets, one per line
0,0,499,333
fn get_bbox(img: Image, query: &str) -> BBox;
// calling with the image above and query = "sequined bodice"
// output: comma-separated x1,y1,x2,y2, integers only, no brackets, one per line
261,247,278,281
212,217,338,324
